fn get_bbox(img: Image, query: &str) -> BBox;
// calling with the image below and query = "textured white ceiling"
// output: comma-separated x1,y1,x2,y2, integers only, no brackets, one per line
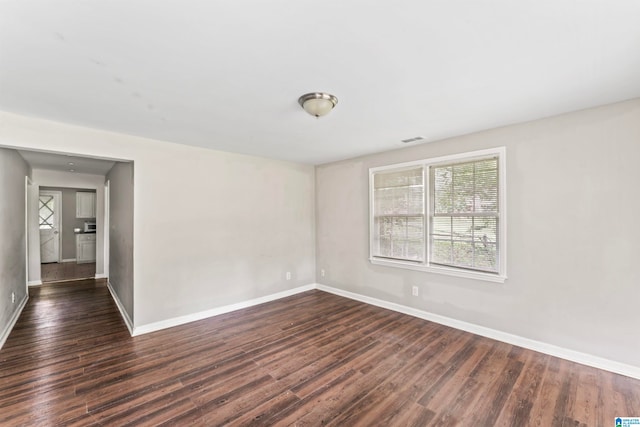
2,1,640,164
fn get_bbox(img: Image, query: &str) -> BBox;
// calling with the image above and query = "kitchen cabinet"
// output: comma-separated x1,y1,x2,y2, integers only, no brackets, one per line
76,233,96,263
76,192,96,218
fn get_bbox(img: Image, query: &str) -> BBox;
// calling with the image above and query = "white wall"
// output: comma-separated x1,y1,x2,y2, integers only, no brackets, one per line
6,99,637,372
26,178,40,284
0,111,316,329
106,162,134,323
316,98,640,369
0,147,29,346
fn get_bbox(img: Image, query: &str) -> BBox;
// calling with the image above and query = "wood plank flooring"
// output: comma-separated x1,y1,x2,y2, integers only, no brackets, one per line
1,280,639,426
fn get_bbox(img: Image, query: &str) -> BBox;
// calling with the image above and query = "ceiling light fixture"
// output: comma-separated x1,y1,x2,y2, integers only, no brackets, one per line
298,92,338,117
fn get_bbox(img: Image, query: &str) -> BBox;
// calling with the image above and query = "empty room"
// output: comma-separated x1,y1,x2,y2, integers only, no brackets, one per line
1,1,639,426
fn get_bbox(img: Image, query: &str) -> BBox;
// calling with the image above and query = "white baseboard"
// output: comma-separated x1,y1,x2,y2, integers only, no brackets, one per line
28,280,42,287
62,258,77,263
0,294,29,350
315,284,640,380
106,280,134,335
94,273,107,279
132,284,316,336
106,280,640,380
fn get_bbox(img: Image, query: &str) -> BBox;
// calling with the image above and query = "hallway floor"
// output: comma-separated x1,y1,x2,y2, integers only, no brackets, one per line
41,261,95,282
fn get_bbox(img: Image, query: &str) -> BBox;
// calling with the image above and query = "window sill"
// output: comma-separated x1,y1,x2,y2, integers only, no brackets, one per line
369,257,507,283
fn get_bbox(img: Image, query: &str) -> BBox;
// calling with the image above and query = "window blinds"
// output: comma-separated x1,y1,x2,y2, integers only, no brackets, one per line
430,157,499,272
372,167,424,261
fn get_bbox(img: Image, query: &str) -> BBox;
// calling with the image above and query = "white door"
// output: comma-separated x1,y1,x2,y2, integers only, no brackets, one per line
39,191,61,263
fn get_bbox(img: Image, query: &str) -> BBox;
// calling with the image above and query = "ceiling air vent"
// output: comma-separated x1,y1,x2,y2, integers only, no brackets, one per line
401,136,425,143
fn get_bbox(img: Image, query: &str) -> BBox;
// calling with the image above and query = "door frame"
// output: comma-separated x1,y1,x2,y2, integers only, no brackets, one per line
38,190,62,263
25,176,31,291
104,180,110,279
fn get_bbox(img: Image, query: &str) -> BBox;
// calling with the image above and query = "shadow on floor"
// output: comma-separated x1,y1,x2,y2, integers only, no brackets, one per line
41,261,96,283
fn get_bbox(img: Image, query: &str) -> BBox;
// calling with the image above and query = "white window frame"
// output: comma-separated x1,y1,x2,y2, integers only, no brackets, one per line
369,147,507,283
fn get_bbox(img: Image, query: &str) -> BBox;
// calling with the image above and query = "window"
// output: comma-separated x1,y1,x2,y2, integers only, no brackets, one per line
372,167,424,261
39,194,55,229
370,147,506,282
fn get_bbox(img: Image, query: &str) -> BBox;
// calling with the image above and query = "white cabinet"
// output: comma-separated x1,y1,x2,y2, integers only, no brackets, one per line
76,192,96,218
76,233,96,263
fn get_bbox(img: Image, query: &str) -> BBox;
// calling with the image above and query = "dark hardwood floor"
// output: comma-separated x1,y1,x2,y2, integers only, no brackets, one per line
1,280,639,426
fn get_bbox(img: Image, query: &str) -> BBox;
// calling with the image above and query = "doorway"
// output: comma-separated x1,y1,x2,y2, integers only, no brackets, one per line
39,187,97,283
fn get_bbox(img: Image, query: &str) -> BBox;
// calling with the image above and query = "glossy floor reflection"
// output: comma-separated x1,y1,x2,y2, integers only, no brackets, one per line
41,261,95,282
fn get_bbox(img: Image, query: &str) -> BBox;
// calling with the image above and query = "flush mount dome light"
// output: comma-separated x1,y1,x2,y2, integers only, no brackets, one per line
298,92,338,117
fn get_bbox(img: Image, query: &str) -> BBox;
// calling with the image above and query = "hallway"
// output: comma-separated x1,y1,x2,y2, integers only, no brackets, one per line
0,279,126,425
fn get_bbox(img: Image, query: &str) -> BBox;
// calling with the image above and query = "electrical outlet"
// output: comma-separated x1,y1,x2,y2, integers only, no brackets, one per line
412,286,419,297
321,269,325,277
11,292,15,304
286,272,291,280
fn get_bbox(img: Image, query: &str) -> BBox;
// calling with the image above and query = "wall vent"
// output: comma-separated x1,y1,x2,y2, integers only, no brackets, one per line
401,136,425,143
